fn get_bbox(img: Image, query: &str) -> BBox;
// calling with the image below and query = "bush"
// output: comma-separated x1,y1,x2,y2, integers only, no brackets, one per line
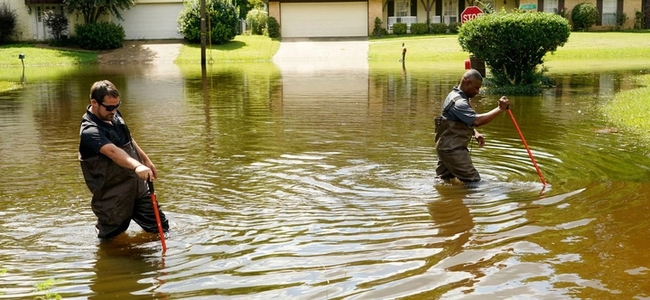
43,10,69,43
178,0,239,44
392,23,407,35
0,3,17,44
634,10,643,29
246,8,267,35
372,17,388,37
458,11,570,91
571,2,598,31
74,22,125,50
616,12,628,29
430,23,447,34
267,16,280,38
409,23,428,34
448,22,461,33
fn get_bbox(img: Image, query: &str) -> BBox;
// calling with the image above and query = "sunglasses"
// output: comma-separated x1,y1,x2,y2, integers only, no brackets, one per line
98,101,121,112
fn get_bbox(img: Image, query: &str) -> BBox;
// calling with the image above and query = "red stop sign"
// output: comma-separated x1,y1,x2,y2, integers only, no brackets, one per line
461,6,483,23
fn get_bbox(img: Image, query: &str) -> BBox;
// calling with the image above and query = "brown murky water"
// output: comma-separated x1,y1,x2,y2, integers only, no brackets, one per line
1,60,650,299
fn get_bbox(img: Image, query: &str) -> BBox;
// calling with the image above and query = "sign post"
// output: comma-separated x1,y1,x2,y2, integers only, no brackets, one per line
461,6,483,24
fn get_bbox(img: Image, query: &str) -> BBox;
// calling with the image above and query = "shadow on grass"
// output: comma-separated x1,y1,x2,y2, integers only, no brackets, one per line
184,40,246,51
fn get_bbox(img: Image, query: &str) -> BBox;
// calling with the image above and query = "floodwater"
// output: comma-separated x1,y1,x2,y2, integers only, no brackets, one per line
1,55,650,299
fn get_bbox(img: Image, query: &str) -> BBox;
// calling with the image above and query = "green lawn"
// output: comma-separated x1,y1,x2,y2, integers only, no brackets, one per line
602,74,650,141
0,44,96,67
176,35,280,63
2,31,649,66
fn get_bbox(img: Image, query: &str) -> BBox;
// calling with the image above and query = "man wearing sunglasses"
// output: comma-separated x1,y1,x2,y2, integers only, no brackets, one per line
78,80,169,239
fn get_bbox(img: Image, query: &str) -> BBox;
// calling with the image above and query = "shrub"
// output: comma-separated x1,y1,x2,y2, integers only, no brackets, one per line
178,0,239,44
74,22,125,50
634,10,643,29
246,8,267,35
571,2,598,31
267,16,280,38
458,11,570,92
43,10,69,43
392,23,407,35
615,12,628,29
372,17,388,37
430,23,447,34
0,3,17,44
448,22,461,33
409,23,428,34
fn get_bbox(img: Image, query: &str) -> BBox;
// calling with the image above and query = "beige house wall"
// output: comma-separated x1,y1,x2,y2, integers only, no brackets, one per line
368,0,382,33
268,2,280,23
8,0,33,41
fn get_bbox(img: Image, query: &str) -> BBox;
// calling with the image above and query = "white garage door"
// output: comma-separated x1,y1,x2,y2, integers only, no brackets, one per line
117,3,184,40
281,2,368,38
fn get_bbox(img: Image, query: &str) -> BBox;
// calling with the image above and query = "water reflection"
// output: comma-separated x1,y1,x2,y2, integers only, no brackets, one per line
91,234,168,299
1,60,650,299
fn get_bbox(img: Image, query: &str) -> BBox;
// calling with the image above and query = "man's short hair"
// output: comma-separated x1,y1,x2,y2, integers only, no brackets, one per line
463,69,483,82
90,80,120,103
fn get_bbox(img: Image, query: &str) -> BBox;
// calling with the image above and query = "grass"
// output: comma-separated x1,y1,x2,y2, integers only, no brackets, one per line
0,81,21,92
369,34,467,62
544,31,650,60
0,44,96,67
602,74,650,140
176,35,280,63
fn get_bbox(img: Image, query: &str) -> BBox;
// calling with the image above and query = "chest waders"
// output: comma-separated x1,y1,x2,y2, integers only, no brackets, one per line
80,141,149,238
434,96,481,182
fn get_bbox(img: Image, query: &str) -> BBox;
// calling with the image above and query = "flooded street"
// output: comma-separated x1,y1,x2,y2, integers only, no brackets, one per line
1,55,650,299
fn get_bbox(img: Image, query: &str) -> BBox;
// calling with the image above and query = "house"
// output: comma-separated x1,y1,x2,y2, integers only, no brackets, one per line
7,0,645,42
10,0,183,41
267,0,643,38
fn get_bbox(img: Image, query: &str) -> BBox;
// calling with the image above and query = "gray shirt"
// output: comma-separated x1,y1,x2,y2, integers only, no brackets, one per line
441,87,476,127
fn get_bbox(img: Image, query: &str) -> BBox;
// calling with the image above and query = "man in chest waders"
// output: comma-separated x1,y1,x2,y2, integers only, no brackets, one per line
435,69,510,183
79,80,169,239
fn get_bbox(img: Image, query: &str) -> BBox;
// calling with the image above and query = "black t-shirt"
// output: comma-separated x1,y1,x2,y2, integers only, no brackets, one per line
79,106,132,160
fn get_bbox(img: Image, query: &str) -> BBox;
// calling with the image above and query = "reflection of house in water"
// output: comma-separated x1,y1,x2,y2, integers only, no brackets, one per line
272,41,370,120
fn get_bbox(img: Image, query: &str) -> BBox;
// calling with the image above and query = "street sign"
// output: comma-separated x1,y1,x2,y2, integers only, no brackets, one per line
519,3,537,10
461,6,483,24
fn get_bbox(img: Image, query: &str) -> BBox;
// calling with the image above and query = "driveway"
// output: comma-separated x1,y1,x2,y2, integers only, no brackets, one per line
272,39,369,72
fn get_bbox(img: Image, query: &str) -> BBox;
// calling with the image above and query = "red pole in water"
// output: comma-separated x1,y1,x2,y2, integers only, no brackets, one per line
507,108,547,186
147,180,167,253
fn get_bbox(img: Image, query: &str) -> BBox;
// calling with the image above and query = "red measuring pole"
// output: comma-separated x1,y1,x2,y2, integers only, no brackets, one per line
147,180,167,253
507,109,547,186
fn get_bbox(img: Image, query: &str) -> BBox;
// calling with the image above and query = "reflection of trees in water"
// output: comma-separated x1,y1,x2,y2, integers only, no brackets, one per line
90,233,167,299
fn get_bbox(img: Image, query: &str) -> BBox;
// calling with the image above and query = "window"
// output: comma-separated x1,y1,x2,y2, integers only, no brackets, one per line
396,0,410,17
443,0,458,24
601,0,617,25
543,0,558,13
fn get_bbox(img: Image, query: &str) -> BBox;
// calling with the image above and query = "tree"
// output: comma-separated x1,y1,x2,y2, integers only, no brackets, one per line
420,0,435,29
571,2,599,31
43,10,69,42
63,0,135,24
0,2,17,43
458,11,570,90
178,0,239,44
